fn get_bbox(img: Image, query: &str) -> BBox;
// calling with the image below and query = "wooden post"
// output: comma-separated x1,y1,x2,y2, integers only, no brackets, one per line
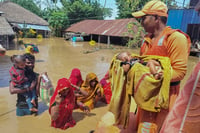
98,35,100,43
45,30,46,38
6,35,8,49
98,35,100,47
90,34,93,40
107,36,110,48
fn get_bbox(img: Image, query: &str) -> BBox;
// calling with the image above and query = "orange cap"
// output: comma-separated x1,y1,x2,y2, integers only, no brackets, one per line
132,0,168,18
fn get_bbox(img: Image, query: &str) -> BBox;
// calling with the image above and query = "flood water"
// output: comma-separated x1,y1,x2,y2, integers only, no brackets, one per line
0,37,122,87
0,37,199,133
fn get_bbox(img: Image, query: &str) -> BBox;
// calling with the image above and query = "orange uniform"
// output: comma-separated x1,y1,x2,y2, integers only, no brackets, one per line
137,26,191,132
140,26,191,82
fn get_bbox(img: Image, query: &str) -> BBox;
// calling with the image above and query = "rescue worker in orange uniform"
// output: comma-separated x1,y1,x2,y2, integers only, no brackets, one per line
131,0,191,132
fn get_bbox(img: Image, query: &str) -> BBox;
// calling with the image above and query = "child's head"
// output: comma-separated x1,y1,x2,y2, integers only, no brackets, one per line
116,52,132,62
11,55,25,69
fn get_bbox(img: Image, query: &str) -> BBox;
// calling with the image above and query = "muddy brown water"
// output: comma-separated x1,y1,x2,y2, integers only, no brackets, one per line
0,37,199,133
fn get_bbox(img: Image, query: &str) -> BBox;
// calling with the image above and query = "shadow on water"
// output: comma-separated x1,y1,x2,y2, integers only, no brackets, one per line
95,101,108,109
72,111,96,123
37,101,49,115
35,59,45,63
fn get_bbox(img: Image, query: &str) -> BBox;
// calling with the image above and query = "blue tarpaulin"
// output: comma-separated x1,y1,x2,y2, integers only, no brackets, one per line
13,23,51,31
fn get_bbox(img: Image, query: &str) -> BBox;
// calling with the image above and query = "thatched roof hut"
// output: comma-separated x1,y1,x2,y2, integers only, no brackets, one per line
0,16,14,35
0,15,14,49
0,1,48,25
0,1,50,38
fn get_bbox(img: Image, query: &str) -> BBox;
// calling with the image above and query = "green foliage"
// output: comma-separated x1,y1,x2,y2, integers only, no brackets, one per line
61,0,112,24
48,11,69,36
9,0,112,37
116,0,177,19
123,22,145,48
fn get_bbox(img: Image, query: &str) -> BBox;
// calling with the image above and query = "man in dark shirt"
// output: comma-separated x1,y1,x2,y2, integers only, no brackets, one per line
9,53,39,116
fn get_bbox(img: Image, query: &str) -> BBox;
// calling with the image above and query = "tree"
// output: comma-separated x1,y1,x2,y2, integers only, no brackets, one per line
48,11,69,36
116,0,177,19
123,21,145,48
61,0,112,24
9,0,112,37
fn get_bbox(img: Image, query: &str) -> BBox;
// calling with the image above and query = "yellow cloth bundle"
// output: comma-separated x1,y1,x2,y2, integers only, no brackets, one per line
108,53,171,128
128,54,171,112
108,54,131,128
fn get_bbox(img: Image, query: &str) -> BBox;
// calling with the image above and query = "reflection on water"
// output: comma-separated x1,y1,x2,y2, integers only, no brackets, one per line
0,37,199,133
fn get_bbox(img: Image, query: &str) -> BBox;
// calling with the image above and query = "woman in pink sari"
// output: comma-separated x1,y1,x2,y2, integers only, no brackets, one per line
49,78,76,130
160,62,200,133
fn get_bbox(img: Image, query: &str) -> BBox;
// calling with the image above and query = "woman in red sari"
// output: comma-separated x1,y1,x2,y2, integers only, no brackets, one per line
100,71,112,104
69,68,83,91
49,78,76,130
68,68,89,112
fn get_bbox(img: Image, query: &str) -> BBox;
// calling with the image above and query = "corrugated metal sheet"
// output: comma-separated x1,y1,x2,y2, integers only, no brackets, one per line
66,18,140,37
15,23,51,31
167,9,183,29
190,0,199,7
167,9,200,32
181,9,200,32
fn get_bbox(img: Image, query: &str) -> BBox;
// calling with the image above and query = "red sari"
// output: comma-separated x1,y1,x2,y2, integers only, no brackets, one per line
69,68,83,90
49,78,76,130
100,71,112,104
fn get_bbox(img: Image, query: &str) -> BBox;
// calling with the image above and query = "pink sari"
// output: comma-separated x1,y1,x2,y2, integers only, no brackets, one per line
160,62,200,133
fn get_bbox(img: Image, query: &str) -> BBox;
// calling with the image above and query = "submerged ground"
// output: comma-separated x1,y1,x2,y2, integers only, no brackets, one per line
0,38,198,133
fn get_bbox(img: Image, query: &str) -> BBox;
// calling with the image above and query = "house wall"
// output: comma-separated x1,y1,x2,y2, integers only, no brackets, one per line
167,9,200,32
167,9,183,30
167,9,200,42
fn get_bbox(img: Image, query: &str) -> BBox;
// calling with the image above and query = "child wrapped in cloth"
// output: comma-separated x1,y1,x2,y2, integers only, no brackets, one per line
94,52,171,132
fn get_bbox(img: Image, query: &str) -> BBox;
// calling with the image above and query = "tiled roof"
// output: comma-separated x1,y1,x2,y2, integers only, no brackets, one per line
66,18,140,37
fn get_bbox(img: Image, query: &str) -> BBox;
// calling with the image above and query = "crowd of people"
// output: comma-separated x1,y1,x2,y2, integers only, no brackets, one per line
8,52,112,129
3,0,200,132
